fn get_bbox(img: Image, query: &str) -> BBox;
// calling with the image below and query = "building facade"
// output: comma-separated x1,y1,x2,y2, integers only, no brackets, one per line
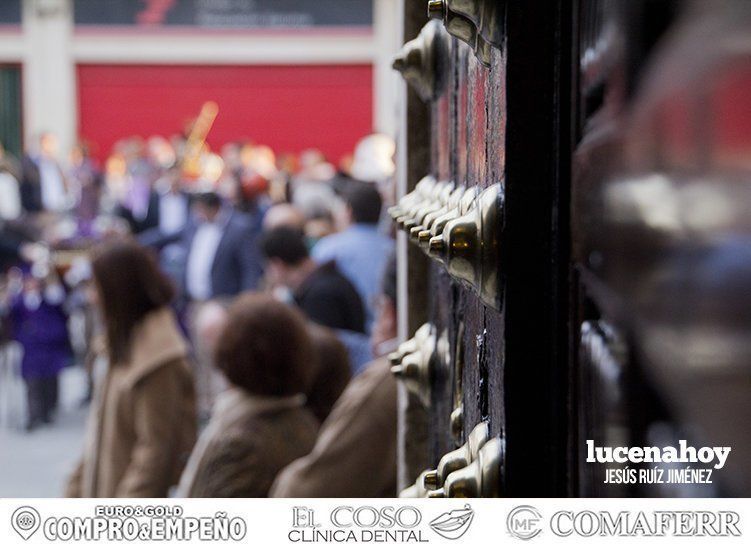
0,0,400,161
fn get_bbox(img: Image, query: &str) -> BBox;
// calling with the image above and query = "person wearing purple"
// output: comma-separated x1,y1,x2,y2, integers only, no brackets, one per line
9,272,72,431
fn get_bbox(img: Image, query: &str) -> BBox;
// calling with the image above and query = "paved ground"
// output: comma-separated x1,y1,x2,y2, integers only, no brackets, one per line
0,366,89,498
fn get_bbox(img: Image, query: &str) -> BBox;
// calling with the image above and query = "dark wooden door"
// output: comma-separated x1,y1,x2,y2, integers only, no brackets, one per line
396,0,751,498
395,0,572,498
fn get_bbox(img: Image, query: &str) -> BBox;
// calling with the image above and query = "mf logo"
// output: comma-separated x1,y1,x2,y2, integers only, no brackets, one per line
506,505,543,540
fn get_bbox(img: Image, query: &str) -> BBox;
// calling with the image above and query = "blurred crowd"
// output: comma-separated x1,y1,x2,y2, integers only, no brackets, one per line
0,127,400,497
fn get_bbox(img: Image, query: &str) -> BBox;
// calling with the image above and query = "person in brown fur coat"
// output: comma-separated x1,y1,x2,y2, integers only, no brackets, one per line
177,293,319,498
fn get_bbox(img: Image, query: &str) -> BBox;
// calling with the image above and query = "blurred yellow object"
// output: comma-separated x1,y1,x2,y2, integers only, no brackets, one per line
182,101,219,181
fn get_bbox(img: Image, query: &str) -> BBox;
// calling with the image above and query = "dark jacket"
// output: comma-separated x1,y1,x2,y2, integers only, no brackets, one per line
294,261,366,333
0,221,30,270
141,209,264,300
0,232,20,266
115,191,160,234
20,155,43,213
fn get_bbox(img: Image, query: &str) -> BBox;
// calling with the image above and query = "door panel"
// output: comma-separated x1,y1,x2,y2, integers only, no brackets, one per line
0,65,22,157
396,0,751,498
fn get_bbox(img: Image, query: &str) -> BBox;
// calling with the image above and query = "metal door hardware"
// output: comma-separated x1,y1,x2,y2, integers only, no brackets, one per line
450,405,464,443
396,180,451,228
396,181,453,231
391,341,434,406
387,322,433,367
392,20,449,102
418,186,479,249
422,421,490,490
399,469,433,498
427,0,503,67
410,185,466,242
388,176,437,221
402,182,455,230
427,437,503,498
428,183,503,310
391,326,449,407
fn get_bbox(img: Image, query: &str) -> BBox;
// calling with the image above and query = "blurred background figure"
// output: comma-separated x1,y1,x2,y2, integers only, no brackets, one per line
67,142,101,232
260,226,365,334
112,138,160,235
178,294,318,498
271,252,398,497
183,191,263,301
312,181,394,333
290,149,338,225
142,190,264,419
154,166,190,238
0,0,401,500
305,323,351,422
0,142,21,221
190,296,352,424
149,165,191,284
262,203,306,234
7,268,72,431
304,209,337,246
21,133,70,214
66,241,195,498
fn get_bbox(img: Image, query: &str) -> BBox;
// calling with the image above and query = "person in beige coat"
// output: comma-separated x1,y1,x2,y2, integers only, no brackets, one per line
270,253,398,498
66,241,196,498
177,293,319,497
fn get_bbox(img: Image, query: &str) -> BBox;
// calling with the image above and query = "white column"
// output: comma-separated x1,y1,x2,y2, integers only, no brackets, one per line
373,0,401,138
22,0,76,157
392,0,411,492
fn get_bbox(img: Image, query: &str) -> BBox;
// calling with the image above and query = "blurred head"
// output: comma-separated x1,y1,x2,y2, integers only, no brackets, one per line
221,141,243,169
192,191,223,223
262,203,306,232
194,300,228,356
371,252,398,350
69,142,89,167
146,135,176,168
259,226,312,289
214,293,313,396
342,181,383,226
304,210,336,241
92,240,175,364
39,132,59,159
298,149,326,170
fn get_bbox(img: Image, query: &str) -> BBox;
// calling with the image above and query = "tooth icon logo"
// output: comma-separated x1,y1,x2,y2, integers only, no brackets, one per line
11,507,41,541
429,504,475,540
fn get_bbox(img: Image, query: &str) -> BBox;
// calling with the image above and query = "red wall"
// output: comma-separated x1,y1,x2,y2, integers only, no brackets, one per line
77,64,373,163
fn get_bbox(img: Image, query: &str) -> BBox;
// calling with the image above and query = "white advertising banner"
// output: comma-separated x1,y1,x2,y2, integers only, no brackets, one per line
0,498,746,544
